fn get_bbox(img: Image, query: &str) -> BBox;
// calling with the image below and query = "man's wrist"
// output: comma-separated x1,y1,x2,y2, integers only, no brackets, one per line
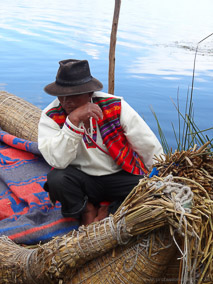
64,117,84,136
68,114,80,127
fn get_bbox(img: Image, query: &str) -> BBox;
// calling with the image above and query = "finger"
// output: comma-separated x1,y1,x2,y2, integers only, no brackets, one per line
92,109,103,120
92,105,103,120
86,105,102,120
90,109,103,121
90,113,100,121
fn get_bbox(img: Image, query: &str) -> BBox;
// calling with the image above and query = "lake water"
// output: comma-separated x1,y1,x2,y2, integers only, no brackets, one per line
0,0,212,150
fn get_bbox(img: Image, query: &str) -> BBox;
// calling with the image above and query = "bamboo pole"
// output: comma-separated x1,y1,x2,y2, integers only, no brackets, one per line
108,0,121,95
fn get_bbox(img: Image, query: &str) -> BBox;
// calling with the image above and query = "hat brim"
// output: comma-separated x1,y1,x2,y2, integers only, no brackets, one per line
44,77,103,96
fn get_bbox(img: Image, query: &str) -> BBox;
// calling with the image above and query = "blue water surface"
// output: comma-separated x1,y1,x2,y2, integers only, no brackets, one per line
0,0,212,150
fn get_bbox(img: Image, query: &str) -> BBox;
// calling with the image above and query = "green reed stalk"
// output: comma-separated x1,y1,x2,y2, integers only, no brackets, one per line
152,33,213,154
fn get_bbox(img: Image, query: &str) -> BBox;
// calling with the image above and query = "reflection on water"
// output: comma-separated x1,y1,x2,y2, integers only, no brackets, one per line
0,0,212,149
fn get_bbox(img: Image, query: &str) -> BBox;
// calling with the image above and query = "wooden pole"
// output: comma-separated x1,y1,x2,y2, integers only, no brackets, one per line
108,0,121,95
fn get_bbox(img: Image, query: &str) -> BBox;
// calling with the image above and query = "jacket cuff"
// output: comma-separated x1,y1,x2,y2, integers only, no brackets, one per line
63,117,84,136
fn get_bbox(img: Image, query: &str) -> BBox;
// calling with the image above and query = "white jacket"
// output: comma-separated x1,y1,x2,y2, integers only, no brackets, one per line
38,92,163,175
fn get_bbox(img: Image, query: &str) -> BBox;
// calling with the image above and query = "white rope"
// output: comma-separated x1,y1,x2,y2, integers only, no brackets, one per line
103,209,131,245
107,216,117,241
116,217,130,245
115,207,132,245
149,174,197,284
26,249,38,284
76,230,87,257
123,237,147,272
0,95,21,107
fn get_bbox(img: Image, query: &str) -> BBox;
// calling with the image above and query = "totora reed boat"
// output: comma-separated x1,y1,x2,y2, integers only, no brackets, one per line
0,91,212,284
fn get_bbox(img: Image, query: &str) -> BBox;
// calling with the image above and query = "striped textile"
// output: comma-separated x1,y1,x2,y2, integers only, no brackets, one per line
45,97,148,175
46,103,97,148
64,121,84,135
0,130,79,244
46,104,66,128
94,97,148,175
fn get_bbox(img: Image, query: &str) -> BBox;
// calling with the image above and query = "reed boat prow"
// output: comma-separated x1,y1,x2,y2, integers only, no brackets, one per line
0,91,212,284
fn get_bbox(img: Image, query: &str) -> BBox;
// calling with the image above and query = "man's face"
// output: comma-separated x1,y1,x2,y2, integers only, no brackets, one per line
58,92,92,115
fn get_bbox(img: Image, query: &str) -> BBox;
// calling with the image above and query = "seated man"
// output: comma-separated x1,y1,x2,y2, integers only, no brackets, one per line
38,59,163,225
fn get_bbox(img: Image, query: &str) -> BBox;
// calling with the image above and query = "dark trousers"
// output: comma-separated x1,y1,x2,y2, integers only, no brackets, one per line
44,166,144,219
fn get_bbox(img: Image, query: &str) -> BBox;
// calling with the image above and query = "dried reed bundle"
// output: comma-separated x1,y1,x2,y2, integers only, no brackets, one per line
68,229,177,284
0,210,174,283
0,228,177,284
154,141,213,193
153,143,213,283
0,168,211,283
0,91,41,141
0,92,212,282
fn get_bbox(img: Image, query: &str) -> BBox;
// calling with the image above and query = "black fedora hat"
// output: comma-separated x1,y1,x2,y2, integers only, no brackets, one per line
44,59,103,96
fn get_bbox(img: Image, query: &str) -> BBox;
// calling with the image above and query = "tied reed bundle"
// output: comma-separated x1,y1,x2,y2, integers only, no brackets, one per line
0,91,41,142
154,141,213,193
68,229,177,284
0,160,212,283
0,198,176,284
0,92,212,282
0,228,177,284
154,142,213,283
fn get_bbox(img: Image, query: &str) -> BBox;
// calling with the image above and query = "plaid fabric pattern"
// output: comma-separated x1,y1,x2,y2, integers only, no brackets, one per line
93,97,148,175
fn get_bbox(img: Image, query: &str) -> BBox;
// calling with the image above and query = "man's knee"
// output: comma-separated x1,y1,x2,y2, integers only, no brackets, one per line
46,169,65,191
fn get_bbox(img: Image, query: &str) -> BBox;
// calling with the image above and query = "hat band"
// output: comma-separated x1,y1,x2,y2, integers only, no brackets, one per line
56,75,92,87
